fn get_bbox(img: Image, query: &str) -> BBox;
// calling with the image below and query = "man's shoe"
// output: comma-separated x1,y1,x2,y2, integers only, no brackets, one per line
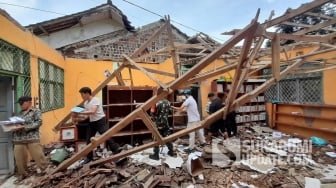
80,158,91,165
183,148,194,153
167,150,176,157
149,154,160,160
112,147,122,155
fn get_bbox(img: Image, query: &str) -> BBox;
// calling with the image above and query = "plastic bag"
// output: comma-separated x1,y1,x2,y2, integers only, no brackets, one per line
310,136,327,146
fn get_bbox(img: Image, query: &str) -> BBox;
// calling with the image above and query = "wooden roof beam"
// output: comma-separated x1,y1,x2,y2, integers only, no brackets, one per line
53,64,126,131
123,54,168,89
54,89,172,172
272,33,281,81
169,16,261,90
263,0,332,28
38,25,49,35
137,110,164,145
127,65,175,77
265,32,329,43
131,21,168,59
294,17,336,35
223,11,262,119
87,58,308,169
183,62,238,86
304,11,335,20
179,56,205,65
281,21,312,28
166,16,180,78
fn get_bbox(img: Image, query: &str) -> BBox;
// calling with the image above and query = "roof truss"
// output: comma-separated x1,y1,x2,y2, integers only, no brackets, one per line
50,0,336,174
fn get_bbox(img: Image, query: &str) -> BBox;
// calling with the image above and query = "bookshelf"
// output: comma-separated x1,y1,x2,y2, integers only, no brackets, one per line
211,79,267,126
103,86,154,146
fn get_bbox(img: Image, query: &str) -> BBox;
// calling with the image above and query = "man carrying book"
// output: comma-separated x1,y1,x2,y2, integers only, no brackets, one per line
12,96,47,176
78,87,120,164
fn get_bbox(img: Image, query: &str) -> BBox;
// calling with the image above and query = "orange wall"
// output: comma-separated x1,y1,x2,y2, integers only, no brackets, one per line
198,59,235,117
2,12,336,144
266,47,336,131
1,13,66,144
0,11,179,144
0,13,121,144
278,46,336,105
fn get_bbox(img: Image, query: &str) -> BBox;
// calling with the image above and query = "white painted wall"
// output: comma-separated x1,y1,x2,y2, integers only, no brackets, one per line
40,19,124,49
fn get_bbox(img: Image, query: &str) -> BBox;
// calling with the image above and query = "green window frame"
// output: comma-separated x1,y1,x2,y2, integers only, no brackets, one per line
38,59,64,112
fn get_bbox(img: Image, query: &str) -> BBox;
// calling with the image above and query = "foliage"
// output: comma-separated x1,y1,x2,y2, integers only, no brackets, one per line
266,2,336,47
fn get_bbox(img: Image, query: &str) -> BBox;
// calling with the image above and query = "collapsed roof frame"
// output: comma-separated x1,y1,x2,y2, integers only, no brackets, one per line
52,0,336,173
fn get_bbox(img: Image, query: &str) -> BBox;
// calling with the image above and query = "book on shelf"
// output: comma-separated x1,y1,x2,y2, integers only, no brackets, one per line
0,116,25,132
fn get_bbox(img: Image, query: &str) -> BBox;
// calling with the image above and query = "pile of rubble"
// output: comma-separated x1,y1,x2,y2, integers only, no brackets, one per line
5,126,336,188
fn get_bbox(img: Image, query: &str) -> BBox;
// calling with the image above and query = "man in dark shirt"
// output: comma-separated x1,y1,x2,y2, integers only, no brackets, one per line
206,92,227,143
218,90,237,137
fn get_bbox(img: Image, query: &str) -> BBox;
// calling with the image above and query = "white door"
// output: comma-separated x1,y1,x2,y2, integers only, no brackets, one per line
0,76,14,175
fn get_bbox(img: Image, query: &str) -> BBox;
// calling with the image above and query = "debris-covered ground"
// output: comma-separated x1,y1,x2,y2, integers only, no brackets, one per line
2,126,336,188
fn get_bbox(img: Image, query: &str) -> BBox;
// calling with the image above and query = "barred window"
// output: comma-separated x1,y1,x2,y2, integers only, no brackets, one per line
38,59,64,112
0,39,31,99
264,68,323,104
0,39,30,74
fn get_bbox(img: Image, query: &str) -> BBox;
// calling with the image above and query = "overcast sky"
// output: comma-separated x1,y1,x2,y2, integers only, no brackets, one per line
0,0,312,42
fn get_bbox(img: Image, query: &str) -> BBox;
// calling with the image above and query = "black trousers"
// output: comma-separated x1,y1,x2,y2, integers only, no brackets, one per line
86,117,120,160
153,128,173,154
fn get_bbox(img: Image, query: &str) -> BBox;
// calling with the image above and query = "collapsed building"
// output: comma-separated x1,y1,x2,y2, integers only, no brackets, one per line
1,0,336,187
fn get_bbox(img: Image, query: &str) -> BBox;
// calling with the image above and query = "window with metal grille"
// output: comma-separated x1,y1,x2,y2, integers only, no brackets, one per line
0,39,31,101
0,39,30,74
264,73,323,104
38,59,64,112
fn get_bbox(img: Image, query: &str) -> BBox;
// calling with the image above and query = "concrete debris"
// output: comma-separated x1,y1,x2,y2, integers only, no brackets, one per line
164,156,184,168
187,153,205,176
263,146,288,157
305,177,336,188
2,126,336,188
130,152,162,166
325,152,336,158
240,157,275,174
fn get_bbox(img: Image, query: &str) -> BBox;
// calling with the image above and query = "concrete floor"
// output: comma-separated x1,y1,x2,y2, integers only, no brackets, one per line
0,175,31,188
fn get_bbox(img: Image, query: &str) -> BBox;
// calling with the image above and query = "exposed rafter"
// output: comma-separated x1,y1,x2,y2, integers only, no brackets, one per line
50,0,336,174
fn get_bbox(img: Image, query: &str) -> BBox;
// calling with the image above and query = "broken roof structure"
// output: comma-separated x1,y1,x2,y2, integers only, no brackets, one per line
24,0,135,50
50,0,336,174
26,0,134,35
56,19,190,62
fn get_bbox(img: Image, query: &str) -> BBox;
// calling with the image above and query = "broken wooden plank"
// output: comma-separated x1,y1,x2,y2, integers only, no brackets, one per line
169,18,260,90
123,54,168,89
53,63,126,131
128,67,134,86
294,18,336,35
137,109,164,145
272,33,280,81
223,21,258,119
263,0,332,28
166,16,180,78
131,21,168,59
128,64,175,77
183,62,237,86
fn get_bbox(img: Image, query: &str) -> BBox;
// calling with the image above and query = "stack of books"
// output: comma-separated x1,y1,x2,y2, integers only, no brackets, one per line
0,116,25,132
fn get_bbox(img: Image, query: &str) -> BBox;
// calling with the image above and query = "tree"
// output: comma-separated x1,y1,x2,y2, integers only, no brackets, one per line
266,2,336,47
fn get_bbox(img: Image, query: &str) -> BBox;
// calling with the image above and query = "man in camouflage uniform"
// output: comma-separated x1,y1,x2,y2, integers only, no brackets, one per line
12,96,47,176
149,98,175,160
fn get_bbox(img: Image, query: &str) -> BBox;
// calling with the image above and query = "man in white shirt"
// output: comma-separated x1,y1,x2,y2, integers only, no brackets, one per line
78,87,120,164
172,89,206,153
